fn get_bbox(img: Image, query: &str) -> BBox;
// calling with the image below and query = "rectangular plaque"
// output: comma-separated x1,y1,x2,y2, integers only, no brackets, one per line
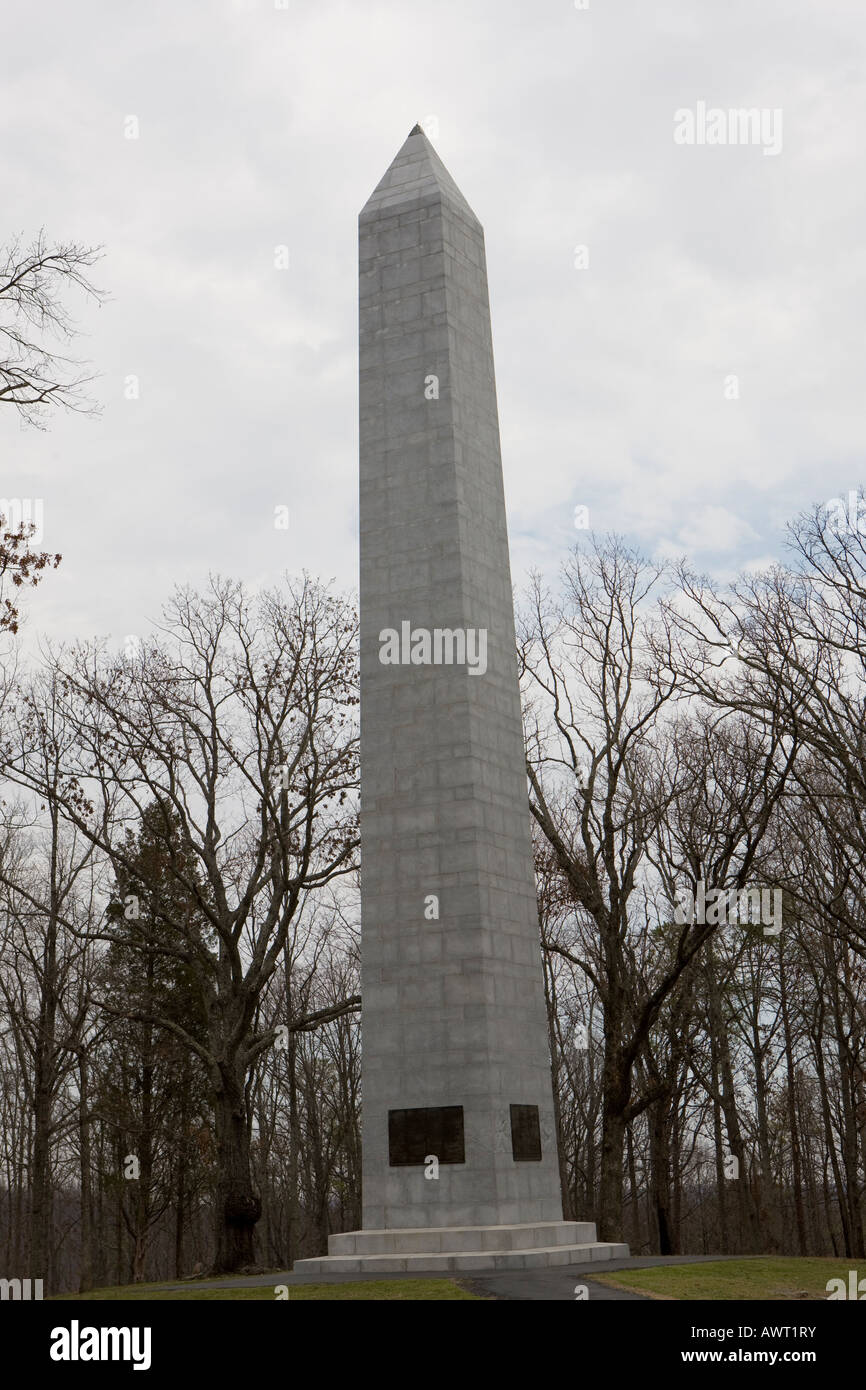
510,1104,542,1161
388,1105,465,1166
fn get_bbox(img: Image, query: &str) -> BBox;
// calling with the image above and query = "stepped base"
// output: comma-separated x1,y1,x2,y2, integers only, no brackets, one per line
293,1222,629,1274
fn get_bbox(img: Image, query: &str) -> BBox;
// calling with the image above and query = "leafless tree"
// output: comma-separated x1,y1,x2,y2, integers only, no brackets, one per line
1,574,359,1272
0,231,104,426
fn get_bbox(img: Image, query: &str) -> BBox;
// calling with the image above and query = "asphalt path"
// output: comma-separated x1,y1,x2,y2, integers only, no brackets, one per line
160,1254,747,1301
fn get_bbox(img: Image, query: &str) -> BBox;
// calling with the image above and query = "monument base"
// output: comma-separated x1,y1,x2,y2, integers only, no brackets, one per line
293,1222,628,1273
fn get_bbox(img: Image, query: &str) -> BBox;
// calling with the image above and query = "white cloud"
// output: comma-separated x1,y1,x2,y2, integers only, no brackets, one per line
2,0,865,649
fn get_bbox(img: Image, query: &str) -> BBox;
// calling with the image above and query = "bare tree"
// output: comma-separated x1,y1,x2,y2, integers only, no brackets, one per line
0,790,100,1287
1,575,360,1272
0,231,104,426
519,539,679,1241
521,538,794,1242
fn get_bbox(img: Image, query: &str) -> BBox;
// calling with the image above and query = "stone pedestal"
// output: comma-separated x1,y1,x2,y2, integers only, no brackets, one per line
295,1223,629,1274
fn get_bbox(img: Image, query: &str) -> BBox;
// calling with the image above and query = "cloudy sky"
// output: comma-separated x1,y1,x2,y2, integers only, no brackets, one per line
3,0,864,650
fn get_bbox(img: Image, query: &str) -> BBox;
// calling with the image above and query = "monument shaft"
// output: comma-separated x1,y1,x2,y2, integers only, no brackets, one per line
359,127,564,1228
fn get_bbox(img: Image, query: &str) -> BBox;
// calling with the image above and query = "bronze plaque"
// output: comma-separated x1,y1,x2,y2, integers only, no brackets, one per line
388,1105,465,1166
510,1104,542,1161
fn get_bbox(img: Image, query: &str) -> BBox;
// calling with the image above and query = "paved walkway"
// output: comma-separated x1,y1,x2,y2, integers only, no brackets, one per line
466,1254,745,1300
163,1254,744,1301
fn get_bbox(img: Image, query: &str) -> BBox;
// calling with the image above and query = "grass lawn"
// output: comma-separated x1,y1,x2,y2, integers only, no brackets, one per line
49,1277,481,1301
592,1257,858,1301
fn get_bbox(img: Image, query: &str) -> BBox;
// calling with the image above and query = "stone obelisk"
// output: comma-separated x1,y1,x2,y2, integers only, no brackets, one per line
295,128,626,1270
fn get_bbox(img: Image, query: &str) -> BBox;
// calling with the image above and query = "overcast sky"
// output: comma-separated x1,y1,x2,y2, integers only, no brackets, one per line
3,0,865,651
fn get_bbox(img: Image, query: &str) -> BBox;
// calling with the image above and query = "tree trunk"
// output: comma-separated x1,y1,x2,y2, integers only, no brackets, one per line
175,1080,189,1279
712,1088,729,1253
131,960,155,1283
779,949,807,1256
543,957,572,1220
706,956,760,1251
599,1028,627,1242
752,1038,778,1253
30,903,58,1280
212,1064,261,1272
626,1122,641,1252
78,1052,93,1292
650,1095,676,1254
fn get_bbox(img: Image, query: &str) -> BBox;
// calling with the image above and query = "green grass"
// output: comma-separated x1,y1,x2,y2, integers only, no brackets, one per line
279,1279,480,1301
592,1257,858,1301
50,1277,481,1302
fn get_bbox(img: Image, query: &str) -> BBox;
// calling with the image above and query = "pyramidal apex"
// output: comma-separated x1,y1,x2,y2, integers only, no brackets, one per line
360,127,479,225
